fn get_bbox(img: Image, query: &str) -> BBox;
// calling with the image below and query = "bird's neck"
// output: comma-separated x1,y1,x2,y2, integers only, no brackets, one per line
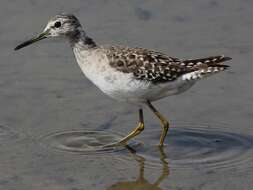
68,29,97,50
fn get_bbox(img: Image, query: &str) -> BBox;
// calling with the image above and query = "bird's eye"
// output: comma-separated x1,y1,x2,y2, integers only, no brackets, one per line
54,21,61,28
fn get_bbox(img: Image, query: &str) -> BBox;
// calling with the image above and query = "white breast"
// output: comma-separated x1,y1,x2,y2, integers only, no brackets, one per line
73,48,150,102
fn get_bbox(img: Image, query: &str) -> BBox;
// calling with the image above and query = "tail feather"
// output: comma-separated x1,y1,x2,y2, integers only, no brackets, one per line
183,55,232,66
181,55,231,81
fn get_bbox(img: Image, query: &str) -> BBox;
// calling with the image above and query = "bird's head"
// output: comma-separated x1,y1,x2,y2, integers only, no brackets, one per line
15,13,82,50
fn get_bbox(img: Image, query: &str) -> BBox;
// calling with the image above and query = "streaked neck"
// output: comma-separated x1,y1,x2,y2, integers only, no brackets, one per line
69,29,97,50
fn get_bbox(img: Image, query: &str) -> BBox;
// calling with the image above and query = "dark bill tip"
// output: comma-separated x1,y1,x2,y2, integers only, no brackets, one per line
14,31,48,51
14,38,43,51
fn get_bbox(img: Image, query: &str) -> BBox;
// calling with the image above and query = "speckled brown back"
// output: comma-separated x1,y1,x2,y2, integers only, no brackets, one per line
104,46,231,83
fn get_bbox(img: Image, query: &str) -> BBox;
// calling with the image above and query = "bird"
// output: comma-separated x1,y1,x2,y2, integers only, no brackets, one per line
14,13,232,146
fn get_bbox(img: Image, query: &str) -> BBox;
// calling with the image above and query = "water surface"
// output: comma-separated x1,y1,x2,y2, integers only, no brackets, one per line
1,0,253,189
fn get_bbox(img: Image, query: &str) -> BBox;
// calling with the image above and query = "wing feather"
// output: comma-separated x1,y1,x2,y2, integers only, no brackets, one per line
104,46,231,83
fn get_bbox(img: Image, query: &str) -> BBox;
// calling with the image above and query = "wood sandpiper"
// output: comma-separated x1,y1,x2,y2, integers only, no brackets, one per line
14,13,232,146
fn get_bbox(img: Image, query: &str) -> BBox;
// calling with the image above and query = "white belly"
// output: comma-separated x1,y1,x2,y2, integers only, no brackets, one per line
73,48,195,103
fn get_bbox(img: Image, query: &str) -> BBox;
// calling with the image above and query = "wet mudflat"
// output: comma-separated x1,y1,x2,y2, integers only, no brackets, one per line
1,0,253,189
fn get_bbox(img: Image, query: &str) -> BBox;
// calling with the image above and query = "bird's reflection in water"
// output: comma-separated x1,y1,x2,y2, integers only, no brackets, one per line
106,146,169,190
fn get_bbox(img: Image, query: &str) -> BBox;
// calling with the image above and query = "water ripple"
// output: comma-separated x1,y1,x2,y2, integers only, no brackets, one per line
129,123,253,175
39,130,140,154
39,123,253,176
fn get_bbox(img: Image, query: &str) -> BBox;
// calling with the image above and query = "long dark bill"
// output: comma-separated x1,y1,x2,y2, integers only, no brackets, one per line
14,31,49,51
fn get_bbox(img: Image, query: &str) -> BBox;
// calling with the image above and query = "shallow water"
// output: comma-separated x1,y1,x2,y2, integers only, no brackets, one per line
1,0,253,189
40,123,253,175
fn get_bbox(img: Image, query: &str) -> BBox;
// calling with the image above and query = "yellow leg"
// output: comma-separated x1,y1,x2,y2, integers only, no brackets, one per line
147,100,169,146
118,109,144,145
